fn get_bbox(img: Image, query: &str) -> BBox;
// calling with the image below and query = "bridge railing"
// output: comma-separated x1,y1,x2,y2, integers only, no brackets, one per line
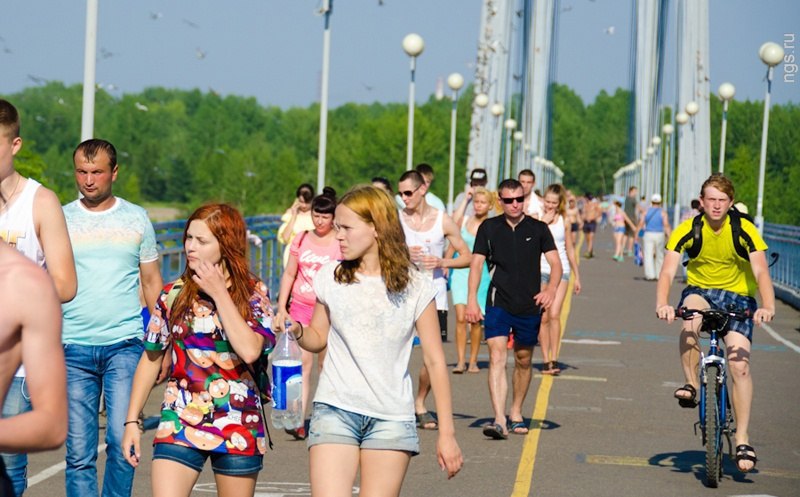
153,215,284,294
764,222,800,309
154,217,800,310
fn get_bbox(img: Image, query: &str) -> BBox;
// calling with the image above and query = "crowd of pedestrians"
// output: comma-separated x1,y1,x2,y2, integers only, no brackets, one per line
0,93,777,496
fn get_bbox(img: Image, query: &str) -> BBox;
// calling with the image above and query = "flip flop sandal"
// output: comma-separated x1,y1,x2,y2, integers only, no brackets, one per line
735,444,757,473
415,411,438,430
452,365,467,374
673,384,698,408
482,422,507,440
508,420,529,435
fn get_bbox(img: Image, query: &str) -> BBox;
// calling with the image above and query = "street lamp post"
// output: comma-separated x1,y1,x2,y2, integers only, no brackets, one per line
651,136,662,197
661,124,673,202
317,0,333,193
755,42,785,233
80,0,99,141
717,82,735,174
403,33,425,170
513,130,523,176
490,103,504,186
673,111,690,227
446,72,464,213
503,118,517,180
685,101,699,131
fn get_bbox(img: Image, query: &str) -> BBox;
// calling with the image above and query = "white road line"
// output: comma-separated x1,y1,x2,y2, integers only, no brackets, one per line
762,322,800,354
28,443,107,487
561,339,621,345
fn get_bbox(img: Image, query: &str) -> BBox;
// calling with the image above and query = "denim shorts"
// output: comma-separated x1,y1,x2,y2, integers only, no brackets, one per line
678,286,758,341
307,403,419,455
484,306,541,347
541,272,570,284
152,442,263,476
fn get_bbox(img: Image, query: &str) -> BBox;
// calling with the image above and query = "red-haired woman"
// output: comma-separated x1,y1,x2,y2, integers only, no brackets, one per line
122,203,276,497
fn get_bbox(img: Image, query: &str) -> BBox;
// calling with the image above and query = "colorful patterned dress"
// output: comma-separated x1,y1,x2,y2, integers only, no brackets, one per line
144,279,276,456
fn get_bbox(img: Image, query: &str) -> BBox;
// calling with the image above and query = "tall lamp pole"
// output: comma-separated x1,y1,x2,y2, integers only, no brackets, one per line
503,118,516,180
317,0,333,193
661,124,673,202
80,0,99,141
651,136,662,196
755,42,784,234
717,82,735,174
673,111,690,227
490,103,504,186
403,33,425,170
446,72,464,213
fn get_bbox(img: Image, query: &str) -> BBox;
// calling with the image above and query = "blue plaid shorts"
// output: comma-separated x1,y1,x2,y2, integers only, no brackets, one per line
678,286,758,340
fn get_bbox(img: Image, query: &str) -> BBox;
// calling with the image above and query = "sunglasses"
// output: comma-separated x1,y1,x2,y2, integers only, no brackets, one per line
399,185,421,198
499,196,525,205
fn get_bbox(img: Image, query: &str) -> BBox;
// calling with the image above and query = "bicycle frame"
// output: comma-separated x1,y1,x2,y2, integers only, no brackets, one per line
698,329,730,448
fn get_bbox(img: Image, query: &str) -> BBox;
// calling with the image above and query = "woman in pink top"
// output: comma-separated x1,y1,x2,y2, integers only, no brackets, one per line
276,189,341,439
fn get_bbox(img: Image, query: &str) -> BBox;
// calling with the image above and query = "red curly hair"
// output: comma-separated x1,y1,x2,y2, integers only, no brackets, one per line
170,204,254,328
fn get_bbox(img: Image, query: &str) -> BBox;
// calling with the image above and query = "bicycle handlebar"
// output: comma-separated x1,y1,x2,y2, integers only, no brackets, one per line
676,307,751,322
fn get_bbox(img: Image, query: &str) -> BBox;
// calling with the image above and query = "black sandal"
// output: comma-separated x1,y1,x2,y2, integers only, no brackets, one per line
673,384,698,408
735,444,757,473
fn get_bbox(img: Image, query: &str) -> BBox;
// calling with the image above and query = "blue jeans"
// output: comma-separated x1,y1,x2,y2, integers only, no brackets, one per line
64,338,143,497
1,376,32,497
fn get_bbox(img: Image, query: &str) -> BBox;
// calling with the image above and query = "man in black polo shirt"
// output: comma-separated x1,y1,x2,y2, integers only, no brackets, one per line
466,179,562,439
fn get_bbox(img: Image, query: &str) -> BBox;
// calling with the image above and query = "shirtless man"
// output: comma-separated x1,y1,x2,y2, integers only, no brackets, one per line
581,193,601,258
0,241,68,493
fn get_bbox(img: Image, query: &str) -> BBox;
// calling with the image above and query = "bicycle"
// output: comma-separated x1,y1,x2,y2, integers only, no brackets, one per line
676,306,750,488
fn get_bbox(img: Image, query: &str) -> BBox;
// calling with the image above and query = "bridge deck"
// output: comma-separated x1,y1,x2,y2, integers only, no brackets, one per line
21,229,800,496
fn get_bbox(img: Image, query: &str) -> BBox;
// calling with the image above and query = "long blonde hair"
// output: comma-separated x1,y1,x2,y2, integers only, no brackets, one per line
334,185,414,294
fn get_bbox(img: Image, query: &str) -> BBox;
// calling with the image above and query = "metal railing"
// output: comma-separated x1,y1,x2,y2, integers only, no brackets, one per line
154,217,800,310
154,215,284,294
764,222,800,309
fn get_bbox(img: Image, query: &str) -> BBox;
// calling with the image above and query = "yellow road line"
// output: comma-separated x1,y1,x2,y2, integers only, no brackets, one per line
533,374,607,382
511,250,578,496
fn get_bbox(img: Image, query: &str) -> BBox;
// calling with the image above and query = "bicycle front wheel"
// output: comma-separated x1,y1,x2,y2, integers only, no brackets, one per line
704,364,723,488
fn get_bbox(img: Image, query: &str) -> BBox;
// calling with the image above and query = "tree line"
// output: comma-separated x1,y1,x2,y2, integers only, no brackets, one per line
5,82,798,225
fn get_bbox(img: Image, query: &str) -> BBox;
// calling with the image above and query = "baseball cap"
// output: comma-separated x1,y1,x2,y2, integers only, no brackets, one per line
470,168,488,185
651,193,662,203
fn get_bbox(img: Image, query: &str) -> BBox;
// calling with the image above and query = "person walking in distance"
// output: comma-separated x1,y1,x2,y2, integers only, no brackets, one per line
278,183,315,267
623,186,639,256
123,203,276,497
397,170,471,430
0,98,76,497
450,185,494,373
581,193,601,258
538,184,582,375
278,185,463,496
0,241,68,497
656,174,774,473
275,190,341,440
466,179,561,438
518,169,543,219
61,139,163,497
638,193,671,281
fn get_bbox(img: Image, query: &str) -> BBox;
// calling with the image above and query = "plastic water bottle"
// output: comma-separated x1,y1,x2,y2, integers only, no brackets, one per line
271,327,303,430
418,245,433,278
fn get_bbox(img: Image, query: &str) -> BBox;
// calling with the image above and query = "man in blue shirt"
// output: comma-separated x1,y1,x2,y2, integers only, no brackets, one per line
61,139,163,497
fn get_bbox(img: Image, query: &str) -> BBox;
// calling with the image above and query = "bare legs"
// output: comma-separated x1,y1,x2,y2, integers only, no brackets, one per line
310,444,410,497
487,336,535,431
152,459,257,497
539,279,569,371
454,304,481,372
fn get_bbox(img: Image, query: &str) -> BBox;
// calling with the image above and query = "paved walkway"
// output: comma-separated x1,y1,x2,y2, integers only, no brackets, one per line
22,229,800,496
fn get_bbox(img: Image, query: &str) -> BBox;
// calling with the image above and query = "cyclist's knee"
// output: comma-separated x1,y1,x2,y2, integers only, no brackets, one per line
728,358,750,378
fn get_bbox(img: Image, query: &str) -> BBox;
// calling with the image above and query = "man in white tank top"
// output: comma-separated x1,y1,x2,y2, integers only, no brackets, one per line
0,98,76,496
397,170,472,430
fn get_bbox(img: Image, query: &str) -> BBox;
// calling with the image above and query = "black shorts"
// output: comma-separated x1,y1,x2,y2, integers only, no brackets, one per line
582,221,597,233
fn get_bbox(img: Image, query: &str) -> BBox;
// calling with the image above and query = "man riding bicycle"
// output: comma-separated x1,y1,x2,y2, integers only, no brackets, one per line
655,173,775,474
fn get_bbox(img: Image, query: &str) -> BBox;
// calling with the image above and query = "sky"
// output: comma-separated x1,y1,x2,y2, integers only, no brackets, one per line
0,0,797,109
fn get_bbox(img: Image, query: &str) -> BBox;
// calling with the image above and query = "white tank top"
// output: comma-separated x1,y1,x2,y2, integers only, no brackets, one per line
0,178,44,377
399,209,448,310
541,214,570,276
0,178,45,268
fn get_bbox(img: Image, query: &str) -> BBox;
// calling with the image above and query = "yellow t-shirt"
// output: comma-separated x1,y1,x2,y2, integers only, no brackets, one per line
666,214,767,297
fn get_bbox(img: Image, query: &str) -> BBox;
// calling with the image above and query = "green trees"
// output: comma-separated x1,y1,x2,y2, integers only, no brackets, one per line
4,82,797,224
